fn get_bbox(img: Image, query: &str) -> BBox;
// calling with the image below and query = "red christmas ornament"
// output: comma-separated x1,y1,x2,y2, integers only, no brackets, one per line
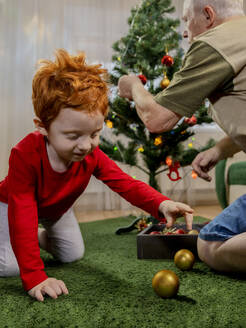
150,231,161,235
138,74,147,85
165,156,173,167
161,55,174,67
184,115,197,126
189,115,197,125
167,161,182,181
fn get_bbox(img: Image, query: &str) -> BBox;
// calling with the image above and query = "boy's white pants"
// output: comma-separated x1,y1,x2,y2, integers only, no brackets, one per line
0,202,84,277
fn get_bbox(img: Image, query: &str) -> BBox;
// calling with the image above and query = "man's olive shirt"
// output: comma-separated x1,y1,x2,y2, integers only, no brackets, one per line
155,16,246,151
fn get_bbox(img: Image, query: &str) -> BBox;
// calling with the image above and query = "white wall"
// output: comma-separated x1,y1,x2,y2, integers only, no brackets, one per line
0,0,141,178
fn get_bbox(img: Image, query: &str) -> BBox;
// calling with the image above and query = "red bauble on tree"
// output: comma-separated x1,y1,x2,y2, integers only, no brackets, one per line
161,55,174,67
184,115,197,126
138,74,147,85
189,116,197,125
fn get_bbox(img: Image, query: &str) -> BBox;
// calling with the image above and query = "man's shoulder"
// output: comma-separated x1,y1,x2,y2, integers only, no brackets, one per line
194,16,246,73
186,40,213,56
183,40,222,70
195,16,246,42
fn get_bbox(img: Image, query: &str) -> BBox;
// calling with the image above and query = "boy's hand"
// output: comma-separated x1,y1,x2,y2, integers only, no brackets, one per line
158,200,193,230
28,277,69,302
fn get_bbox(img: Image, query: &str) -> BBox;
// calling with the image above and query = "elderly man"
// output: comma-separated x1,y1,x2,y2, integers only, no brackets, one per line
118,0,246,273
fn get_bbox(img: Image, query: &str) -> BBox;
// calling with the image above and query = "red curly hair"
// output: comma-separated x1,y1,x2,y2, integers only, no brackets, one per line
32,49,109,129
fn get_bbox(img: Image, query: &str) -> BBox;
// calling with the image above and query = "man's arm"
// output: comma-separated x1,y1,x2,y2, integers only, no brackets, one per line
214,136,242,159
118,42,235,134
118,75,181,133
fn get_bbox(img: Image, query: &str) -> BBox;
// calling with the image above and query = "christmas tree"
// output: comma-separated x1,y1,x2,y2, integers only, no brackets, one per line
100,0,214,192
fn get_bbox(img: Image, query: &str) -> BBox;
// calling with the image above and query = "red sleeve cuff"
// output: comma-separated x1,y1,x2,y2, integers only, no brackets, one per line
21,270,48,291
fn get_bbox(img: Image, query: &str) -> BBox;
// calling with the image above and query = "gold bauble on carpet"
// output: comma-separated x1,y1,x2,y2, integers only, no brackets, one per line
152,269,179,298
174,249,195,271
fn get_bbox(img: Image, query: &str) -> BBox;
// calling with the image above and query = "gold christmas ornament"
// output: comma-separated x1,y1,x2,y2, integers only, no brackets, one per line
152,270,179,298
160,75,170,89
154,136,162,146
138,146,144,152
187,229,199,235
174,249,195,271
106,120,113,128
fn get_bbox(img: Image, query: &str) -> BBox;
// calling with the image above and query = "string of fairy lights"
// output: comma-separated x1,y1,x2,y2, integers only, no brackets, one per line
104,0,200,182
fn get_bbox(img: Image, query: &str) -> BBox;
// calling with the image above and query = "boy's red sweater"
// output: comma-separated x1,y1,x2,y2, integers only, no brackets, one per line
0,132,169,291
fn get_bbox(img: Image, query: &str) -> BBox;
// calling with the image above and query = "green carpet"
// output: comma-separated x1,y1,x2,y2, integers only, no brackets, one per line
0,216,246,328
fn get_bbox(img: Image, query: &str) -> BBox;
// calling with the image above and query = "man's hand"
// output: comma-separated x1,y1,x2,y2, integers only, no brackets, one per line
118,74,142,100
28,277,69,302
192,137,241,181
158,200,193,230
192,146,222,182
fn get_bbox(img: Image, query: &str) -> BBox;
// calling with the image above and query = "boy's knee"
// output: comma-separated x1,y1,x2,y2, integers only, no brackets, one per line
67,247,84,263
56,244,85,263
0,261,19,277
0,246,20,277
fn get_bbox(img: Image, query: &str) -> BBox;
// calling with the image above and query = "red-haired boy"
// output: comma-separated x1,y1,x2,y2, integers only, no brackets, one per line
0,49,193,301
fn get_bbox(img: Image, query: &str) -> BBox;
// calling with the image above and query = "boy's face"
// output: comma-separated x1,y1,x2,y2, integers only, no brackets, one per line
43,107,104,165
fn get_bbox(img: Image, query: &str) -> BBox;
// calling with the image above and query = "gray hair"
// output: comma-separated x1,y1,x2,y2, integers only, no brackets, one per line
185,0,245,19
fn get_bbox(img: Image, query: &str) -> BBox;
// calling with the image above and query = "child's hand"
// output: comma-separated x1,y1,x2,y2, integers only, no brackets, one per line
158,200,193,230
28,277,69,302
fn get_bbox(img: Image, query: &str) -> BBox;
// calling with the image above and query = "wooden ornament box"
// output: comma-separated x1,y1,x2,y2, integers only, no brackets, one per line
137,223,206,259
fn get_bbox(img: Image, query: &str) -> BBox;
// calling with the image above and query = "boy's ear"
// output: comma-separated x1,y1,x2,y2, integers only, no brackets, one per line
33,118,48,136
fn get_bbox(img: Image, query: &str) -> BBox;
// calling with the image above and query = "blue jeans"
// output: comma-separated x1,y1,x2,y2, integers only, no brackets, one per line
199,194,246,241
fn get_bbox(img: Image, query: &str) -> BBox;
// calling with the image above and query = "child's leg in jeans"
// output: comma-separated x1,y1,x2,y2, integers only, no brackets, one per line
39,207,84,263
197,194,246,272
0,202,19,276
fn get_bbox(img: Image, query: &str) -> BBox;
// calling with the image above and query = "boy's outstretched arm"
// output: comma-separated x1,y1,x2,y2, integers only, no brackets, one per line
28,277,69,302
95,148,193,227
158,200,194,230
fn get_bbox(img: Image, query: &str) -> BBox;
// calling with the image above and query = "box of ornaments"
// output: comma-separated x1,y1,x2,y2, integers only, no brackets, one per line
137,221,209,260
